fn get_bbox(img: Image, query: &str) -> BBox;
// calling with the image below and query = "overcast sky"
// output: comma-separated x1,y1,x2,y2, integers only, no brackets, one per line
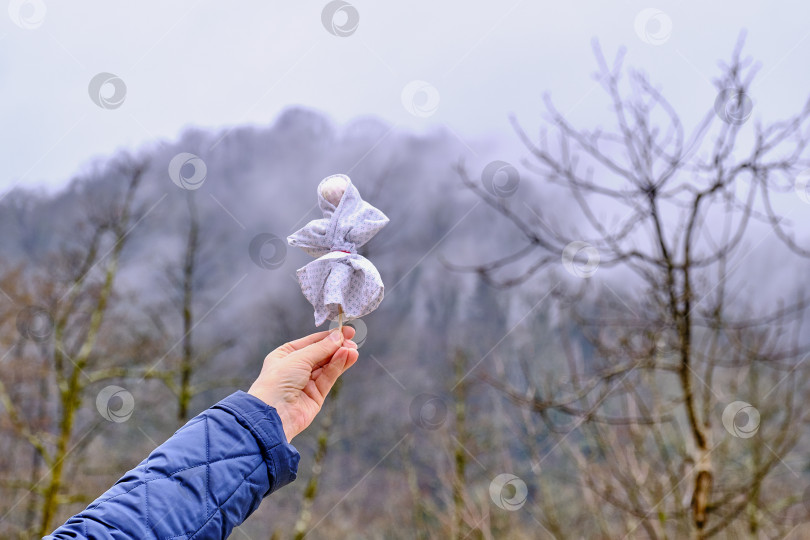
2,1,808,194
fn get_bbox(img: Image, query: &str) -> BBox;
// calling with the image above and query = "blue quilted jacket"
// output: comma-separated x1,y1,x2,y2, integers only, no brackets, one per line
45,391,300,539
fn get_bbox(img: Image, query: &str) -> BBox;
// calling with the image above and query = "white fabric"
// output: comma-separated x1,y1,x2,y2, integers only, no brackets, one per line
287,174,389,326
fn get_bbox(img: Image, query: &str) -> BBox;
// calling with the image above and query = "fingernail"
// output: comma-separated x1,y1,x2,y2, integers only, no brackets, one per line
330,330,343,343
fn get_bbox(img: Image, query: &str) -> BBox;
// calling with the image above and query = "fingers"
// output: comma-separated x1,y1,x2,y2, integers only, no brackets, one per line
342,325,357,340
344,348,359,370
314,347,351,397
289,328,350,368
310,346,357,379
283,325,356,352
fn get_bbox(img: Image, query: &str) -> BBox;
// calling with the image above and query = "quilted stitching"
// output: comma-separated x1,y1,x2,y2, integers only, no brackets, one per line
186,460,264,539
46,391,300,540
81,413,265,539
204,415,210,522
86,454,263,510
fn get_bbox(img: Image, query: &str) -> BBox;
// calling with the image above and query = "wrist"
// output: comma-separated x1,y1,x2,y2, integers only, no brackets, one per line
273,406,296,443
247,387,295,442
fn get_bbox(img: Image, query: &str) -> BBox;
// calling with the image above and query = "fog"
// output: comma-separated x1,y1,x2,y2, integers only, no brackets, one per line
3,3,810,539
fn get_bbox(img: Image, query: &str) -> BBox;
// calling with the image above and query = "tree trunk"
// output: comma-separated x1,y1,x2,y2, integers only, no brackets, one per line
292,378,342,540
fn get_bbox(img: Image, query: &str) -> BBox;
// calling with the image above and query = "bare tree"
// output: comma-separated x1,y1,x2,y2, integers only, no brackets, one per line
0,155,161,536
177,191,202,421
452,34,810,538
292,379,342,540
146,189,238,424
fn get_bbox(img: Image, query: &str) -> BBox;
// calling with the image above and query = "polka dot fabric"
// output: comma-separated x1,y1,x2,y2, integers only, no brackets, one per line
287,174,389,326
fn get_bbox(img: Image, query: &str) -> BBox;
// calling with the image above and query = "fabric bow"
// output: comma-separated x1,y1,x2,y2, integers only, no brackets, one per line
287,174,389,326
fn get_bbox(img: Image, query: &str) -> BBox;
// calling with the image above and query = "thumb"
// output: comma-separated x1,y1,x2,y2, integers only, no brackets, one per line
291,329,344,367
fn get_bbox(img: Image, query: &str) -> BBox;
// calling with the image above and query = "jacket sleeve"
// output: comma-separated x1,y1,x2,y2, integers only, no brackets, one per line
45,390,300,540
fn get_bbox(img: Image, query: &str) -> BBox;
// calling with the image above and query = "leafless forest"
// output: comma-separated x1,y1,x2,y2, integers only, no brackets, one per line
2,40,810,539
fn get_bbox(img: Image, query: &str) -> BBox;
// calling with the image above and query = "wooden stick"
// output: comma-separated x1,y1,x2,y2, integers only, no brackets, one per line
338,305,343,333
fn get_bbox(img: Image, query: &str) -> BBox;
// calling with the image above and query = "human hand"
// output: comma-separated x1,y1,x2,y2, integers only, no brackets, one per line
247,327,359,442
